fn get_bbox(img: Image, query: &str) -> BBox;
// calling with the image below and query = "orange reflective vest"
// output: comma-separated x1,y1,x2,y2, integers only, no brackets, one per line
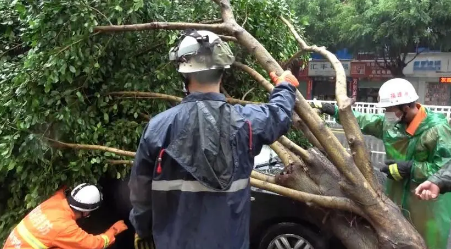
2,189,116,249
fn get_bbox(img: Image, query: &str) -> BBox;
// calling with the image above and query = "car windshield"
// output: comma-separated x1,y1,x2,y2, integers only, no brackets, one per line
252,145,284,194
253,145,284,176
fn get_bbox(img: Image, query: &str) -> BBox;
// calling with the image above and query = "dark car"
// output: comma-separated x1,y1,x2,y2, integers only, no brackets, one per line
81,145,344,249
249,145,342,249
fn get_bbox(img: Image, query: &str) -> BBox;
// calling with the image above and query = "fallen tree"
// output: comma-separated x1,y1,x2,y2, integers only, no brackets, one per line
0,0,426,248
88,1,426,247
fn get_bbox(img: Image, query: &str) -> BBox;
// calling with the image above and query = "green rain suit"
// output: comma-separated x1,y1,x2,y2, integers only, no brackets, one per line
334,105,451,249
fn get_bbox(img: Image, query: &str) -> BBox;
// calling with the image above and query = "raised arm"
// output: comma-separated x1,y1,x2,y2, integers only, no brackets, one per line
234,79,296,148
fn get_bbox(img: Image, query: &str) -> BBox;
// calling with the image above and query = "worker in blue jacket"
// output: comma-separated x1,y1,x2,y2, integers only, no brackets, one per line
129,29,299,249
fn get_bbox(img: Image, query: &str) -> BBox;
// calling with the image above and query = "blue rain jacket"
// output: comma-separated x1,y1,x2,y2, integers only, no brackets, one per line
129,82,296,249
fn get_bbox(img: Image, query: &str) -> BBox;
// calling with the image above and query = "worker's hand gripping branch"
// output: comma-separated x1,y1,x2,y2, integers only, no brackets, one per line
134,233,155,249
380,160,413,181
269,71,299,87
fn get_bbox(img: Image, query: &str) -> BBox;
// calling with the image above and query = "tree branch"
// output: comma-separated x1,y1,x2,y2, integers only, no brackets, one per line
215,0,235,24
220,85,232,97
107,91,256,105
45,138,136,157
218,35,237,42
280,16,377,190
282,50,304,69
107,159,133,165
278,135,311,163
108,91,183,102
251,171,276,184
94,22,229,34
250,178,364,216
241,87,254,100
200,19,223,24
232,62,273,91
270,141,295,167
405,50,422,65
232,61,324,151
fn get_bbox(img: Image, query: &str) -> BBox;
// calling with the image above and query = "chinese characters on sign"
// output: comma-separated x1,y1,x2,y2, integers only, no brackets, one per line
413,60,441,71
308,61,351,77
439,77,451,84
350,61,392,80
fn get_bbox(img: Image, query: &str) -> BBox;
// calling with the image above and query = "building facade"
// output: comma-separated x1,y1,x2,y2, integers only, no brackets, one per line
295,52,451,106
403,52,451,106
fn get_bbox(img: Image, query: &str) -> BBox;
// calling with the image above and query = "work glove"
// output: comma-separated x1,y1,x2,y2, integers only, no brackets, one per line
380,160,413,181
110,220,128,236
134,233,155,249
269,71,299,87
310,102,336,116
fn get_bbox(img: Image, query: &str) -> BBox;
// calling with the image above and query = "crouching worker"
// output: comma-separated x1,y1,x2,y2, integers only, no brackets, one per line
3,183,128,249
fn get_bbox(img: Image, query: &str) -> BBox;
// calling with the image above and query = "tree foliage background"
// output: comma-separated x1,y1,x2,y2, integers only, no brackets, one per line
295,0,451,76
0,0,305,240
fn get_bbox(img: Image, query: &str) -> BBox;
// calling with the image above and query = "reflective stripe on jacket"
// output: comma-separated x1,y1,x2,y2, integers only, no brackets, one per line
3,189,116,249
129,83,297,249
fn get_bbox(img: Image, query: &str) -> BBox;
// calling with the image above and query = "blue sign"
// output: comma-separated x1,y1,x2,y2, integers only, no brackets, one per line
413,60,441,71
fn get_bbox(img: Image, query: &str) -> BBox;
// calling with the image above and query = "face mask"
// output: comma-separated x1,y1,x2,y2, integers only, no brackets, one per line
385,112,401,124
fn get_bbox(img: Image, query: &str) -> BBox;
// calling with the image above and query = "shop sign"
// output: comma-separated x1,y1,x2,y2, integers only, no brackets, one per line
413,60,441,71
350,61,392,80
439,77,451,84
308,61,351,77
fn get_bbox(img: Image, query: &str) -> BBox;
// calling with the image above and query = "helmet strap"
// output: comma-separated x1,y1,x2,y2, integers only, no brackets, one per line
181,74,190,96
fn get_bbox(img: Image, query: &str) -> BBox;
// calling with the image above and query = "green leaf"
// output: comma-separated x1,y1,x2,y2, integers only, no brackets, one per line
69,65,76,73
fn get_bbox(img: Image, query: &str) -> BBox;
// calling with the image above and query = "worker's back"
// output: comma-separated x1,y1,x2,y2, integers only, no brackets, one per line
129,83,297,249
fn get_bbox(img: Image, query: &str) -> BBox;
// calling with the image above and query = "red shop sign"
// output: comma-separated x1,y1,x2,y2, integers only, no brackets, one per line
439,77,451,84
350,61,392,80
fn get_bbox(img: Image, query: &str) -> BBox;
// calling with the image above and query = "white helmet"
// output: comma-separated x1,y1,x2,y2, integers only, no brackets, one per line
68,183,103,212
168,30,235,73
377,78,419,108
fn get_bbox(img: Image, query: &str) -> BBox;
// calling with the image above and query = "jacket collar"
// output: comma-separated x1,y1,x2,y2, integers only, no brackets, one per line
406,104,427,136
181,92,226,103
